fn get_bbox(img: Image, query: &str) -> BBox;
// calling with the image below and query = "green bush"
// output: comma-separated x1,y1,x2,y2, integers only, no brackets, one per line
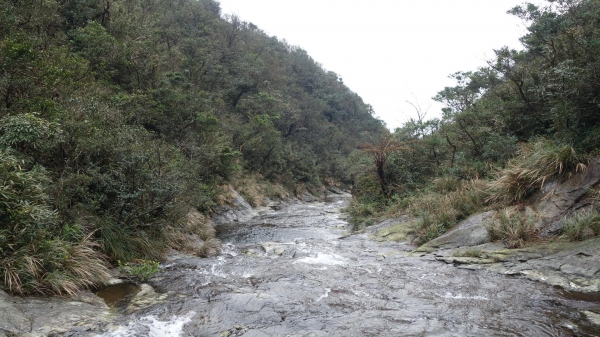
0,150,109,295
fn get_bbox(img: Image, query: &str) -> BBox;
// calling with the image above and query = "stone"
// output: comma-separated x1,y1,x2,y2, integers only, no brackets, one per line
213,187,257,224
126,284,168,313
22,297,113,336
536,157,600,235
370,219,418,243
327,186,345,195
437,256,496,265
260,242,286,256
0,290,30,335
241,329,270,337
299,191,319,203
583,311,600,326
423,210,496,250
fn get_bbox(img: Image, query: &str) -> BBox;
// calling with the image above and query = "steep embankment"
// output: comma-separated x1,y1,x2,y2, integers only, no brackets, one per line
372,157,600,293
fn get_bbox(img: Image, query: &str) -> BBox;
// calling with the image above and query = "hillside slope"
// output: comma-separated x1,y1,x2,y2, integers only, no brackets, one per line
0,0,385,295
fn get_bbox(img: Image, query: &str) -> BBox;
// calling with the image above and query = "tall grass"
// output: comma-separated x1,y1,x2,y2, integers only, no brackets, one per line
562,209,600,241
411,179,488,245
489,138,587,202
2,235,109,296
166,210,221,257
231,174,289,207
486,207,540,248
1,151,109,295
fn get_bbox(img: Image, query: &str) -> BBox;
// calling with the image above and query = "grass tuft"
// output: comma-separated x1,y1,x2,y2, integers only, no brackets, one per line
2,236,110,296
231,174,289,207
452,248,483,258
561,209,600,241
486,207,540,248
412,179,488,245
489,138,587,202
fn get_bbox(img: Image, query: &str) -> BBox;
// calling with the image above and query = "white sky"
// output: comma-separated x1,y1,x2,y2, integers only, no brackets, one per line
217,0,545,130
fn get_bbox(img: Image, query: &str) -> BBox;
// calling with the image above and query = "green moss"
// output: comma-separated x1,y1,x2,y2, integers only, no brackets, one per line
371,220,419,243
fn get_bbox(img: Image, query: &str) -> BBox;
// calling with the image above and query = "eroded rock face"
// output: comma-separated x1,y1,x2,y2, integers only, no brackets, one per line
212,188,258,224
536,157,600,235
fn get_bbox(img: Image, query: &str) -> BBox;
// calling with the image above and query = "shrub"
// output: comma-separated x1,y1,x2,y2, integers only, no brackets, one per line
486,207,540,248
489,138,587,202
0,150,109,295
562,209,600,241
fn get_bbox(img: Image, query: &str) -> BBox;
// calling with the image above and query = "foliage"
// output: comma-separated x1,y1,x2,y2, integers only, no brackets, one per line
561,209,600,241
488,138,588,202
0,0,384,295
119,259,161,282
360,138,408,196
0,150,109,295
486,208,540,248
350,0,600,247
410,179,488,245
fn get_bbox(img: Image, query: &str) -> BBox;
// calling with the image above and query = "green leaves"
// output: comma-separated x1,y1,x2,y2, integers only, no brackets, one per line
0,0,386,294
0,113,63,156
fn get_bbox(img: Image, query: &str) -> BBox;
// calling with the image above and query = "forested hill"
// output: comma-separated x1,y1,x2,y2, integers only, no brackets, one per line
0,0,385,295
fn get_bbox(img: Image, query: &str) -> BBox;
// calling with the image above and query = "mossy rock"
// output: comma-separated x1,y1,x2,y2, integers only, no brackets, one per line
370,220,419,243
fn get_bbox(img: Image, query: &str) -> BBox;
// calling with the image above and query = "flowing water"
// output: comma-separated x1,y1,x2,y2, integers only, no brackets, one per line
99,194,600,337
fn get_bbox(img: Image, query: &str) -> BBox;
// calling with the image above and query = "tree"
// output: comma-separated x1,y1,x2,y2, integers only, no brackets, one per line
361,138,407,196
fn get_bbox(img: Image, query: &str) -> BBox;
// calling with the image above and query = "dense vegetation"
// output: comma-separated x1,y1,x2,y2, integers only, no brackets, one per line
0,0,384,295
351,0,600,244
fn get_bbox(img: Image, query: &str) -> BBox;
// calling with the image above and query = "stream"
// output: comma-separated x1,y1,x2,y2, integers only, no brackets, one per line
98,193,600,337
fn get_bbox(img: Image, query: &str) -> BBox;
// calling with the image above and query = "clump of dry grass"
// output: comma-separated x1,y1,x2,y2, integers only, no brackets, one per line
167,209,221,256
231,174,289,207
3,236,110,296
489,138,587,202
197,238,222,257
486,207,540,248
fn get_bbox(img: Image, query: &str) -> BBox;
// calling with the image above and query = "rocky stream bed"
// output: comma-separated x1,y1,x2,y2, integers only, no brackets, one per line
2,192,600,336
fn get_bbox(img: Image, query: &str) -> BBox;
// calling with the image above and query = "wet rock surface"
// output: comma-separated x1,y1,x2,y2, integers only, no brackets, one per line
0,289,114,336
455,238,600,293
48,192,597,337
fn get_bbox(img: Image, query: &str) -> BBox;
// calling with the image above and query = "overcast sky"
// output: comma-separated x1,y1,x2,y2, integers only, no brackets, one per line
217,0,545,130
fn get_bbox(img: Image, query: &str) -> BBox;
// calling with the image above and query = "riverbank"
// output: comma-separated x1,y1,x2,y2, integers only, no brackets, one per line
3,192,599,336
